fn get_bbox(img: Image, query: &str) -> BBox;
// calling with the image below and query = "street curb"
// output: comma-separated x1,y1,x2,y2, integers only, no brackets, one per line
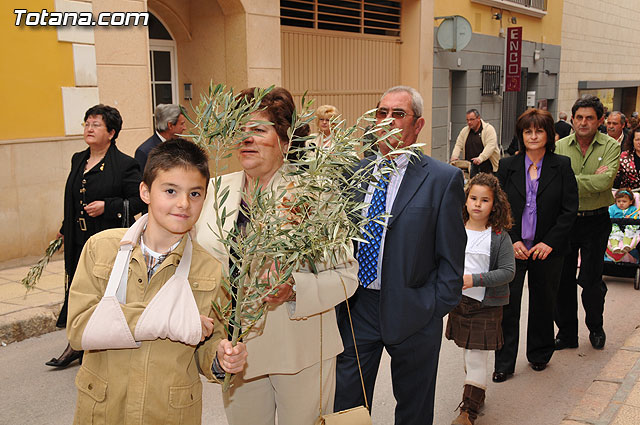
561,325,640,425
0,302,62,345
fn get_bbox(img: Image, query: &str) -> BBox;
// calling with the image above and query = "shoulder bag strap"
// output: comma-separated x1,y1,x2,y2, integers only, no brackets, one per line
319,278,369,417
122,199,130,227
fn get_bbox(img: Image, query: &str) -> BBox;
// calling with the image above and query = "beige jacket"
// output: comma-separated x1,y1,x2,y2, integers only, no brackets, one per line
195,168,358,379
67,229,225,425
452,119,500,172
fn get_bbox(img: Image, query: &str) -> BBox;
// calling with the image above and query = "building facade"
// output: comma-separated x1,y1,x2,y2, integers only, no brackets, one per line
431,0,563,161
5,0,640,263
557,0,640,118
1,0,435,262
1,0,153,262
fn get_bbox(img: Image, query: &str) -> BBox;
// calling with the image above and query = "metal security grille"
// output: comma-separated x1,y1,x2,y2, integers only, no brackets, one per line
481,65,501,96
280,0,401,37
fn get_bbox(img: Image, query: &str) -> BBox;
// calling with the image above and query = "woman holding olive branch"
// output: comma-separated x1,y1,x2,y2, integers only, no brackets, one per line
190,85,414,424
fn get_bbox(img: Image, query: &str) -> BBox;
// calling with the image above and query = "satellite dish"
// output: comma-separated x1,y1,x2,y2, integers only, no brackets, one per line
436,15,472,52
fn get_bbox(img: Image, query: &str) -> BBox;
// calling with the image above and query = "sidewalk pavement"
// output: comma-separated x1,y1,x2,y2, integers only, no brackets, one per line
0,257,65,347
1,259,640,424
560,327,640,425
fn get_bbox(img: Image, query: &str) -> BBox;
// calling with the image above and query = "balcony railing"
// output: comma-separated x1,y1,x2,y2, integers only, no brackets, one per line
504,0,547,10
471,0,547,18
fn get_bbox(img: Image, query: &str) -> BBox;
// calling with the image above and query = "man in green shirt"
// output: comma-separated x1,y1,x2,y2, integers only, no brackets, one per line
554,96,620,350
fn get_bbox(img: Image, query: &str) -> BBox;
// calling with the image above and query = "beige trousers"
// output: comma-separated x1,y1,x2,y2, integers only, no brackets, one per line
222,358,336,425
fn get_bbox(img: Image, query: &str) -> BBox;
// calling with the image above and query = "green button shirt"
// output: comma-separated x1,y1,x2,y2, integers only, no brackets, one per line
555,131,620,211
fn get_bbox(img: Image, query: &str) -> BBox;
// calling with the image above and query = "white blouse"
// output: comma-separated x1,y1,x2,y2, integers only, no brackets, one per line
463,227,491,301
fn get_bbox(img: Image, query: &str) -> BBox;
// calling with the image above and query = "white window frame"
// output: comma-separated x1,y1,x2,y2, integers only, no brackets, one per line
149,39,179,108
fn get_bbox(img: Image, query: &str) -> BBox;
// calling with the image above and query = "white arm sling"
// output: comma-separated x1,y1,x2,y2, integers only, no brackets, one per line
81,215,202,350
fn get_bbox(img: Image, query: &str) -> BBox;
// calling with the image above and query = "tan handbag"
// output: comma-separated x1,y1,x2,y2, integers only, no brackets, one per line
315,280,372,425
316,406,371,425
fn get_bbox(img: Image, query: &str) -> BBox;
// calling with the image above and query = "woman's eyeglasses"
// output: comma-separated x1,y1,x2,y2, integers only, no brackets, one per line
375,108,418,119
82,122,104,129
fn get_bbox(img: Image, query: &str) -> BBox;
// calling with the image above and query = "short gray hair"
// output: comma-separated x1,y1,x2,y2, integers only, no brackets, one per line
155,104,182,132
559,111,568,121
610,111,626,125
381,86,423,118
466,108,480,118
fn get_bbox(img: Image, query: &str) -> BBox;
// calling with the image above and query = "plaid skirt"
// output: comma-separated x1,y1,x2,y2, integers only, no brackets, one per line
445,295,504,350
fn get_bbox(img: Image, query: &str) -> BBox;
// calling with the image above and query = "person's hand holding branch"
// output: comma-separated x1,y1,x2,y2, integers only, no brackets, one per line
261,260,295,306
216,340,247,374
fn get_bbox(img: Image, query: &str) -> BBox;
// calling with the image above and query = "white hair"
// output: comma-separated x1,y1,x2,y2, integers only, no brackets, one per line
381,86,423,118
155,104,182,132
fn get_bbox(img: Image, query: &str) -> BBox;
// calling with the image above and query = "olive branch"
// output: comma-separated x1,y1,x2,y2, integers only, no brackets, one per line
21,236,64,292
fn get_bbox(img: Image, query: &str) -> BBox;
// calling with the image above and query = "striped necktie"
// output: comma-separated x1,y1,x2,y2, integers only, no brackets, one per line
357,160,391,288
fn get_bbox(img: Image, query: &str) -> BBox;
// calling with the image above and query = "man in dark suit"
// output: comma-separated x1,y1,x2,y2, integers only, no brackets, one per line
554,111,572,140
334,86,466,424
135,104,186,171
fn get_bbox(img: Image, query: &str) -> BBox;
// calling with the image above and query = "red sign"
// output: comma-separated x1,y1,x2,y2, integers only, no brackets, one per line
505,27,523,92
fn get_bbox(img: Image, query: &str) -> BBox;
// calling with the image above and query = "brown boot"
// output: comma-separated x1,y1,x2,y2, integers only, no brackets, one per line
451,384,486,425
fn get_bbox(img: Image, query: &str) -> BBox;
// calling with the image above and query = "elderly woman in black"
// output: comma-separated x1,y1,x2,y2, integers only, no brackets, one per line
46,104,145,368
493,109,578,382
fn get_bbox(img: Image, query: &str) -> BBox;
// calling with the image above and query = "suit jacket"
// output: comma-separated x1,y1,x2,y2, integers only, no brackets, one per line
352,152,466,345
555,120,572,140
195,168,358,379
135,133,163,171
61,143,145,278
496,152,578,257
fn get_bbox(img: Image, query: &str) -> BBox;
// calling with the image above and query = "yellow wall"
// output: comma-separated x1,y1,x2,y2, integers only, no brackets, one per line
0,0,75,140
434,0,563,45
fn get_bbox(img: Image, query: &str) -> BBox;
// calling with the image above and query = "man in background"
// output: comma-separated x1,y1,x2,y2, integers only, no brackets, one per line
555,96,620,351
135,104,187,171
555,111,572,141
450,109,499,177
606,111,626,145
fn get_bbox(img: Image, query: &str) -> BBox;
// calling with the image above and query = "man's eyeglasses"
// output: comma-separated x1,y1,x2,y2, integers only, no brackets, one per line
375,108,418,119
82,122,104,129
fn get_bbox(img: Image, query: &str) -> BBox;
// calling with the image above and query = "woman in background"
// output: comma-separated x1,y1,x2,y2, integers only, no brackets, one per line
309,104,340,149
46,104,145,368
493,108,578,382
615,126,640,189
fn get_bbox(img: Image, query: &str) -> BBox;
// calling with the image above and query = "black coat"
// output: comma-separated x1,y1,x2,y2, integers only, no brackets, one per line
496,152,578,257
61,143,145,278
135,133,163,171
555,120,572,140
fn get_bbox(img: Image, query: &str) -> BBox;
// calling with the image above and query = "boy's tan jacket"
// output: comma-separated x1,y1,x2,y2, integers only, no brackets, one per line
67,230,225,425
195,168,358,379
